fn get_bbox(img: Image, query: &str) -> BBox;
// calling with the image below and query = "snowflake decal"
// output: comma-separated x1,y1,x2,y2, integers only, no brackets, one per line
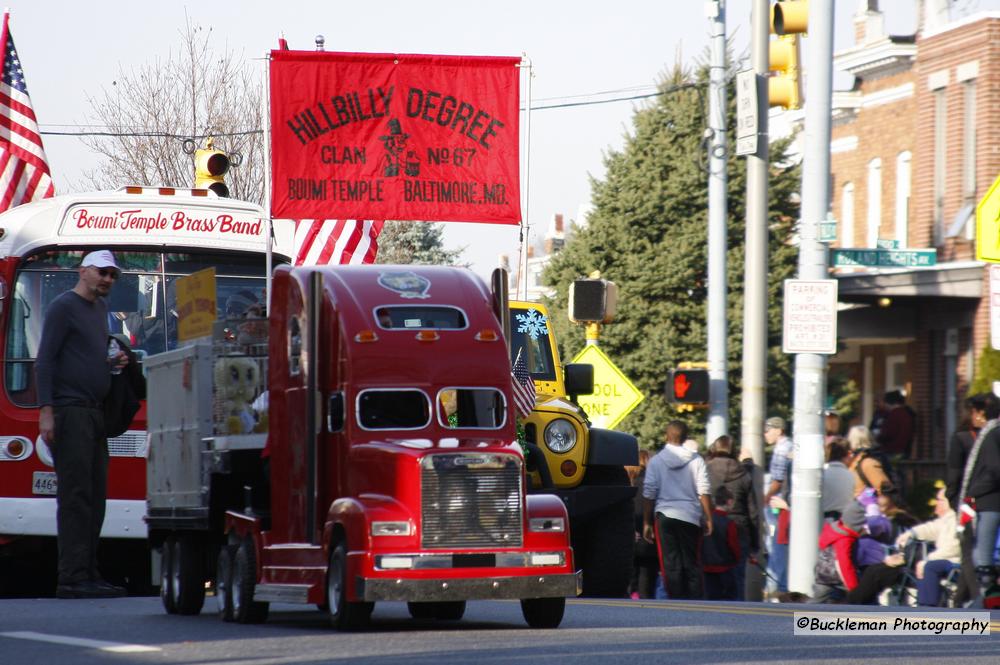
515,308,549,340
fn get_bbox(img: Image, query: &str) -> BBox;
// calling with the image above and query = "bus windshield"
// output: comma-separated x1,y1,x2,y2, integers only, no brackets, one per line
4,249,272,407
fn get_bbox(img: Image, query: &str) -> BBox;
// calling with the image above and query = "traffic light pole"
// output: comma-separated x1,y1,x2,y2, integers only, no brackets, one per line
788,0,835,597
706,0,729,446
741,0,770,602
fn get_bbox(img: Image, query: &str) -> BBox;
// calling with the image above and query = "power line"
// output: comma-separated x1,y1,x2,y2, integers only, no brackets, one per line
39,82,705,139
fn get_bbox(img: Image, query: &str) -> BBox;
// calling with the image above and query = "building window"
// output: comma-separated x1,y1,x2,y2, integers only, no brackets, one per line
841,182,855,248
933,89,947,243
895,152,911,246
867,158,882,247
962,81,977,240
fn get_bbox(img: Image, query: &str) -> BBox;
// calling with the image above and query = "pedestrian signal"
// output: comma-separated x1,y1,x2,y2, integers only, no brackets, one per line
667,369,709,404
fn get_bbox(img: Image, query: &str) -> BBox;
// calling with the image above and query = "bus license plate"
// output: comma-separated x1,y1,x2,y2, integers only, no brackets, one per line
32,471,57,495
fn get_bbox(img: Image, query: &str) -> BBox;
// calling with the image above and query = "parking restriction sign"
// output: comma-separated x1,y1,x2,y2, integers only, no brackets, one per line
782,279,838,355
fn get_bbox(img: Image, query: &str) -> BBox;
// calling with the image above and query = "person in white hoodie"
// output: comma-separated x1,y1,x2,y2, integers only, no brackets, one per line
642,420,713,599
895,483,961,607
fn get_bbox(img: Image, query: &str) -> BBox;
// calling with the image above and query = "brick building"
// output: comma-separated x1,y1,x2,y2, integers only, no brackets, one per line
825,1,1000,481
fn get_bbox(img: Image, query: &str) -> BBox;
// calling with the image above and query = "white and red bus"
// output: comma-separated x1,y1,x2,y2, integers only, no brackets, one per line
0,187,291,595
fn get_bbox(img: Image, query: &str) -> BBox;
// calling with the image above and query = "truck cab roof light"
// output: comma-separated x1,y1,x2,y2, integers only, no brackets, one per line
354,330,379,343
474,328,500,342
415,330,440,342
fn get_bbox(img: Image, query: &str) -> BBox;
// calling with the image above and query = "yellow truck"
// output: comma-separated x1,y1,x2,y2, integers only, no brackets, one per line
509,301,639,597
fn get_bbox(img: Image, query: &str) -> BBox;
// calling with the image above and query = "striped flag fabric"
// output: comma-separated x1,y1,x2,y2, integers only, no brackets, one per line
511,347,536,419
291,219,385,266
0,12,54,212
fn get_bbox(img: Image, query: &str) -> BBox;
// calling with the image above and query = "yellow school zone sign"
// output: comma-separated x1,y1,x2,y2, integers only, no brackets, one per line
570,344,644,430
975,173,1000,262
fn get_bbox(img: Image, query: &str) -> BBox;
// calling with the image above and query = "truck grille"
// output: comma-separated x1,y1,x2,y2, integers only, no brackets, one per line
420,453,523,549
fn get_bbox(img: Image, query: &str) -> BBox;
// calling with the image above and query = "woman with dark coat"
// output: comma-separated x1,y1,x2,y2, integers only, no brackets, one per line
706,435,759,601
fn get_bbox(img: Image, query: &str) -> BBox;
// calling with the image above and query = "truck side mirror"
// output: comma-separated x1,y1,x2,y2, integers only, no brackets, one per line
564,363,594,398
327,392,345,433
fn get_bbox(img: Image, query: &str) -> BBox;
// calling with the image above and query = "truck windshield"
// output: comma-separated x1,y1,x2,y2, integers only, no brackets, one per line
509,307,556,382
4,249,271,408
437,388,506,429
357,389,431,430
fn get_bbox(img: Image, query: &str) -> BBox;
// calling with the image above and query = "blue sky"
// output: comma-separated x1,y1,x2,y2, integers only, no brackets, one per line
6,1,990,279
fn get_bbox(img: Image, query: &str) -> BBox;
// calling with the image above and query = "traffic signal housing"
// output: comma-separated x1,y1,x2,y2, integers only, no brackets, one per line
194,143,231,197
667,368,709,405
768,1,807,110
569,278,618,324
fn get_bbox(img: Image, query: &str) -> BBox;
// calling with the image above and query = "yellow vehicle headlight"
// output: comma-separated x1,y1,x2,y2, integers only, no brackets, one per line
543,418,577,454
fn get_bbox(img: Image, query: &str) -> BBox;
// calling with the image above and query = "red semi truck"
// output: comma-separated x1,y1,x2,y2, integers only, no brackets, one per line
145,264,578,628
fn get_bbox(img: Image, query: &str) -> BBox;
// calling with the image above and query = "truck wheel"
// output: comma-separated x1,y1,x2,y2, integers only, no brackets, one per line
216,545,235,622
407,601,465,620
233,538,269,624
159,538,177,614
580,498,633,598
326,541,373,630
170,534,206,615
520,597,565,628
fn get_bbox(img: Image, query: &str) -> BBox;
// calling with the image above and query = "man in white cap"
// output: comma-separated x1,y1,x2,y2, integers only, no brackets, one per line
36,250,129,599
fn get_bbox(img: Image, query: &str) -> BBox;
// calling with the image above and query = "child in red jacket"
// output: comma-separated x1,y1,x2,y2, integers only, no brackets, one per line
703,486,742,600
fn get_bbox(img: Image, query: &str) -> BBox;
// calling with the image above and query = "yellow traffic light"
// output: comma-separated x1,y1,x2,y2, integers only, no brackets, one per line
194,139,230,197
771,1,809,35
768,1,806,110
768,34,802,110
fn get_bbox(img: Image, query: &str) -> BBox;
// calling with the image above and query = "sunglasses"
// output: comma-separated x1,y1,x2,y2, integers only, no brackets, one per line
95,267,119,280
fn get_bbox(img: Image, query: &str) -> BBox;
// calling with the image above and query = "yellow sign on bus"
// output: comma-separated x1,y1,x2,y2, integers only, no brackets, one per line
176,267,217,342
570,344,644,430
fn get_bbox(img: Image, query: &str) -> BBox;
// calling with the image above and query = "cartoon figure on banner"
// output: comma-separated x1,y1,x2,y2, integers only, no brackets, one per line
380,118,420,177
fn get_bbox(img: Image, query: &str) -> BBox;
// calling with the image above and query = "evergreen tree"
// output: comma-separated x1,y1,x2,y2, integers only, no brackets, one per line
376,221,465,266
542,65,800,446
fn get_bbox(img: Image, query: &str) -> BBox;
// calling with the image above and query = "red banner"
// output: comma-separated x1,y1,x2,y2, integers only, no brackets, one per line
269,51,521,224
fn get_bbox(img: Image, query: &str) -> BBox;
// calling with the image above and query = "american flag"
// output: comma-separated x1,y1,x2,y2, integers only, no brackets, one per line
511,347,536,419
292,219,385,266
0,12,53,212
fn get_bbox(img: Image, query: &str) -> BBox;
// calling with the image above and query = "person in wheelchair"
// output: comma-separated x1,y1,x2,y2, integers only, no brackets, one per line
895,482,961,607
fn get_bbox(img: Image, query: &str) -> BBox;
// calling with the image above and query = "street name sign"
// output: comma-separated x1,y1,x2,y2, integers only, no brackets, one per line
569,344,644,429
976,173,1000,263
782,279,838,355
830,248,937,268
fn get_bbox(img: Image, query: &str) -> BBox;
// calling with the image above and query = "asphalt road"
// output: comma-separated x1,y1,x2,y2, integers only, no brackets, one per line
0,595,998,665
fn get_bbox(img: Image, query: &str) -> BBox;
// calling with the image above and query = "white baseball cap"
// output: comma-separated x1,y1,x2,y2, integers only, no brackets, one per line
80,250,120,271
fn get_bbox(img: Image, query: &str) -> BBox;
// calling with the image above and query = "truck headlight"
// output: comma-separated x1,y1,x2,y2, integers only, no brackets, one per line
543,419,577,454
371,521,412,536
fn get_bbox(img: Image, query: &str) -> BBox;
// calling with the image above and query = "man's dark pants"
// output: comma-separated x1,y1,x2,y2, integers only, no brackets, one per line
655,513,704,599
52,406,108,586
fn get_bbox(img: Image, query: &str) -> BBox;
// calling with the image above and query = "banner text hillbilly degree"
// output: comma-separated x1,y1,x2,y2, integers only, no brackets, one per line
269,51,521,224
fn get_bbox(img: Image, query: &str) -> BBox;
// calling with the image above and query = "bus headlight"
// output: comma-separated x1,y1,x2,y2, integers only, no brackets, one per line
543,419,577,454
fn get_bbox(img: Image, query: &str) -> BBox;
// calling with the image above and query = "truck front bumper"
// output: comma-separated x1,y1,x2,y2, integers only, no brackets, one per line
360,570,581,602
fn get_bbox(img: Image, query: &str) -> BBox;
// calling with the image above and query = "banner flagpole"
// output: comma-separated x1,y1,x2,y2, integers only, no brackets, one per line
519,54,532,300
262,50,274,312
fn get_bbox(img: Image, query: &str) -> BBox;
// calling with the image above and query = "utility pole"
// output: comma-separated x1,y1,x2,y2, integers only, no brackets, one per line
740,0,770,602
706,0,728,445
788,0,835,596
